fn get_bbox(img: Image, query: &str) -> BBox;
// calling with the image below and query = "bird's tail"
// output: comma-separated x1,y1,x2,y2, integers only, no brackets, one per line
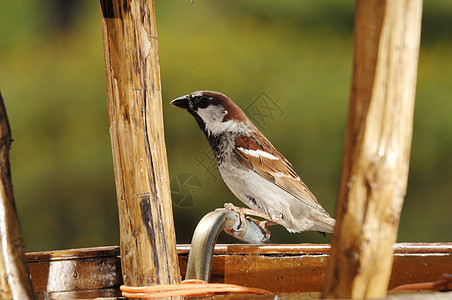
314,217,336,234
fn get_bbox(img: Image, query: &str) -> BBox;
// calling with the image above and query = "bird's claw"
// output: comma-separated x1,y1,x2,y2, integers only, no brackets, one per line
222,203,275,240
222,203,249,232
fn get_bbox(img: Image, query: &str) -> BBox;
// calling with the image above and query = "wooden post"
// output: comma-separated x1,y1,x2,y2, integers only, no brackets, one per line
0,92,36,299
99,0,181,288
322,0,423,298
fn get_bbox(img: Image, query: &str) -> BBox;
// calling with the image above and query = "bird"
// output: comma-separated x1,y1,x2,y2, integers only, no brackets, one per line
171,90,335,238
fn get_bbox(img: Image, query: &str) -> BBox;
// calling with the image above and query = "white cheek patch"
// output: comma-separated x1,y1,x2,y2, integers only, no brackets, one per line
196,105,226,122
237,147,279,160
197,106,241,135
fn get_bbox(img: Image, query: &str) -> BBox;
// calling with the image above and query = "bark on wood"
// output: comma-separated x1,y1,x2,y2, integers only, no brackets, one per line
0,92,36,299
99,0,181,287
322,0,423,298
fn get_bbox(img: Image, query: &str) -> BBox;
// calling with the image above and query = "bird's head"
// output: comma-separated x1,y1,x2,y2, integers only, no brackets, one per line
171,91,249,136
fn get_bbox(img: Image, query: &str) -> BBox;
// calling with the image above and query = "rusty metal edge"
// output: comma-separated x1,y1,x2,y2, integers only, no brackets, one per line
26,243,451,262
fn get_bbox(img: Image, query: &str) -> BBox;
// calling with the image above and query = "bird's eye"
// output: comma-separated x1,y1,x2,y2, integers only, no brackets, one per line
199,97,209,106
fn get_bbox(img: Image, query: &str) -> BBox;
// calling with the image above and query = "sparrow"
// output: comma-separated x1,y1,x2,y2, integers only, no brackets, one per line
171,91,335,236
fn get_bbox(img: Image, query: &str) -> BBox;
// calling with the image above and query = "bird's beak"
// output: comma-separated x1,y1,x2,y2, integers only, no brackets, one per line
171,95,190,110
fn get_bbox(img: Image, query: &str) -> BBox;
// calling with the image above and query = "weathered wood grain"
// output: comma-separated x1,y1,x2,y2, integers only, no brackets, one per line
322,0,423,298
99,0,180,288
0,92,36,299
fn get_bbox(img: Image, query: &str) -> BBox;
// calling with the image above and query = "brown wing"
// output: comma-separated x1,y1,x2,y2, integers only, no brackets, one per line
234,132,326,212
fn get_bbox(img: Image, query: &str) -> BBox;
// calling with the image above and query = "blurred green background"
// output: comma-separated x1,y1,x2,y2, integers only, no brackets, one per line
0,1,450,252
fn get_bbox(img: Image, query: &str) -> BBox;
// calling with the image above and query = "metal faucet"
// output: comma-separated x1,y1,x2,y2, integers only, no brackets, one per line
185,210,268,281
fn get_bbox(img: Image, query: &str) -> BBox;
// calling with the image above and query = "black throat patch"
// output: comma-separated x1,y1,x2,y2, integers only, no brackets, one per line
206,132,229,164
189,110,231,165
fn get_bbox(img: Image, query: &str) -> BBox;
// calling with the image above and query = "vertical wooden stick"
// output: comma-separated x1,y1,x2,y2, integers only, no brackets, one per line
0,92,36,299
99,0,181,287
322,0,423,298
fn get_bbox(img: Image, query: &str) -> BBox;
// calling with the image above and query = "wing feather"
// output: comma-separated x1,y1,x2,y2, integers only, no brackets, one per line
234,133,326,212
